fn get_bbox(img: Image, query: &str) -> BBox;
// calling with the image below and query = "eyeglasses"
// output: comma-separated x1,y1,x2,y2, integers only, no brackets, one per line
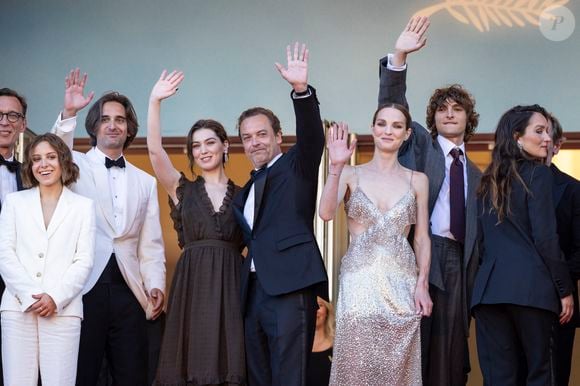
0,112,25,123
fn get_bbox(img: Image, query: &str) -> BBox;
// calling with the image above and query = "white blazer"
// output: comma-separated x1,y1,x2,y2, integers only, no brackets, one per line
0,187,95,318
53,116,166,319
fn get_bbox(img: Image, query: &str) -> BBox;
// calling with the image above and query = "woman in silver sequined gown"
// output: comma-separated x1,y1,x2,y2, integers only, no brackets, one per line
319,105,433,386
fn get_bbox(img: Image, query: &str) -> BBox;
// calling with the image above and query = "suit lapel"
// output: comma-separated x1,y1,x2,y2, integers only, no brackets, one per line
46,187,72,238
15,162,24,191
426,141,445,214
233,181,252,235
252,169,269,228
86,149,116,231
28,187,47,232
463,160,480,265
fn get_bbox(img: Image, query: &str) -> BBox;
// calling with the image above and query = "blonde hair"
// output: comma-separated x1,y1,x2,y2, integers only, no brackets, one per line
318,297,335,342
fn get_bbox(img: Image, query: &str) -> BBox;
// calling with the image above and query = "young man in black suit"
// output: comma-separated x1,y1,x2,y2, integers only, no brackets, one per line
233,43,328,386
0,88,27,386
548,114,580,386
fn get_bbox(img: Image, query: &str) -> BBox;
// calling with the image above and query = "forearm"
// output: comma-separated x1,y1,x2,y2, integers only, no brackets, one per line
319,164,346,221
294,86,324,160
414,234,431,287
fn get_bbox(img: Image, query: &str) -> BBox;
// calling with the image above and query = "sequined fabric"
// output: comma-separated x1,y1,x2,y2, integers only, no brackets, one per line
329,185,422,386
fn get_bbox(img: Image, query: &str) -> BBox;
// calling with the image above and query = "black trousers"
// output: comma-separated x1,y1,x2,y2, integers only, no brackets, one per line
422,236,469,386
553,323,576,386
244,273,318,386
474,303,555,386
76,256,148,386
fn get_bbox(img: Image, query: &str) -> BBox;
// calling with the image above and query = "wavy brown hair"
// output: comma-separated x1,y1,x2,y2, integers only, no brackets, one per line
426,84,479,142
22,133,79,188
477,104,548,222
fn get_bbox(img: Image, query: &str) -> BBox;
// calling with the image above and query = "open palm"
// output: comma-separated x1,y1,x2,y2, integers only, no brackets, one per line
150,70,184,101
327,122,356,166
275,42,308,91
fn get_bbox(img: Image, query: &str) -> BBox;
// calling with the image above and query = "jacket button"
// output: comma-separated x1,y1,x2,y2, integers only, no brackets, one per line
38,253,44,258
36,272,42,278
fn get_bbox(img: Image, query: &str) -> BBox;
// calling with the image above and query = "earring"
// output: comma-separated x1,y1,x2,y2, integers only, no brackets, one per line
223,150,229,163
517,141,523,151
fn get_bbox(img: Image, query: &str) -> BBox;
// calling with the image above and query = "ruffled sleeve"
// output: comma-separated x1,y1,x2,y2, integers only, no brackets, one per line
168,172,189,249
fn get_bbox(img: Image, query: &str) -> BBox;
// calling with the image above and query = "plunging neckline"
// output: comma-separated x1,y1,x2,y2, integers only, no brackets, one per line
195,176,234,216
353,186,413,216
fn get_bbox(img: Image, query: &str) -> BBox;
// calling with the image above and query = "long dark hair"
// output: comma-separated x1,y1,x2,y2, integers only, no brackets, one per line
477,104,548,222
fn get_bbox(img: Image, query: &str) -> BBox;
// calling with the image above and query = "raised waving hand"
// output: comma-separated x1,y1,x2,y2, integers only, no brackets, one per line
63,68,94,119
392,16,430,67
150,70,185,102
327,122,357,167
275,42,309,93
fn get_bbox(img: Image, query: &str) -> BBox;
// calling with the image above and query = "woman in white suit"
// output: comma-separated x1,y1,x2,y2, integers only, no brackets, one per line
0,133,95,386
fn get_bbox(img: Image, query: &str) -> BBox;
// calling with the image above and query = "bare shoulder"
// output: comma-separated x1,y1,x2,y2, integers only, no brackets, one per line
407,169,428,192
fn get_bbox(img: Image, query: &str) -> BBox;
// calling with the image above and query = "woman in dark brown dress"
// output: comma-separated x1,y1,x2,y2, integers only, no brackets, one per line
147,70,245,385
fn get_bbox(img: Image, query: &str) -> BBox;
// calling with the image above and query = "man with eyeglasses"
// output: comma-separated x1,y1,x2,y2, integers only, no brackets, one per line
0,87,28,386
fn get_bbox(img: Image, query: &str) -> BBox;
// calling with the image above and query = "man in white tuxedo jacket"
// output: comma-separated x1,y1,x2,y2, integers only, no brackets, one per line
52,71,166,386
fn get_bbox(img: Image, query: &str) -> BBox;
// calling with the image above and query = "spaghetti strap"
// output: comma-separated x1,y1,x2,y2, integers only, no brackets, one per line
409,170,413,189
354,165,360,185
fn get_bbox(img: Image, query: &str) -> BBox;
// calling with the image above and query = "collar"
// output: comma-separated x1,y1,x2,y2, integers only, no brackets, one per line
254,152,283,172
93,146,125,164
437,135,465,157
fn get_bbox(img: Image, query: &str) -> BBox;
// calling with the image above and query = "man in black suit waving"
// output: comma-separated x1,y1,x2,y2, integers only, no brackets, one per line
548,114,580,386
233,43,328,386
0,88,27,386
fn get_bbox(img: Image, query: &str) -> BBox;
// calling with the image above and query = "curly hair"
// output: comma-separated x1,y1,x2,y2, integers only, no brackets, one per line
21,133,79,188
425,84,479,142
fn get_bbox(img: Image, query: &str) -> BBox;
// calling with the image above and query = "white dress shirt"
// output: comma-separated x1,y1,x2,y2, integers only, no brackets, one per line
244,153,283,272
0,154,18,204
92,147,127,234
430,136,468,240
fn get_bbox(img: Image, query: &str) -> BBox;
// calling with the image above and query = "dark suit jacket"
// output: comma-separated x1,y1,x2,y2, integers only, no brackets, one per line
378,58,482,327
471,161,574,314
233,87,328,309
552,164,580,326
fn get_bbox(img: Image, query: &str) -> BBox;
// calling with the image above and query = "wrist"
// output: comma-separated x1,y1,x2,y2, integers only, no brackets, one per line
392,50,408,67
328,164,345,177
62,108,78,120
292,83,308,94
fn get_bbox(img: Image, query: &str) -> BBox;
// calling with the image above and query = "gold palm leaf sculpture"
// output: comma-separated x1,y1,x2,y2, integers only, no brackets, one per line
413,0,570,32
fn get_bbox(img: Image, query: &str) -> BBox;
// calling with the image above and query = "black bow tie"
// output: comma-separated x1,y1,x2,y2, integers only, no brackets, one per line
250,166,266,181
0,155,19,173
105,156,126,169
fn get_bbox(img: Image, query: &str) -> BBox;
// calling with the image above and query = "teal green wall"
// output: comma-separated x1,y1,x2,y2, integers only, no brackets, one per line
2,0,579,136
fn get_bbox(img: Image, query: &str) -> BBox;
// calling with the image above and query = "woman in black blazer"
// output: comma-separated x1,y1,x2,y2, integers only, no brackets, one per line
471,105,574,386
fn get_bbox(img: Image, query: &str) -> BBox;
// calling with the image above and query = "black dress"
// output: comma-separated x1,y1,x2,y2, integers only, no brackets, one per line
155,175,245,385
306,347,333,386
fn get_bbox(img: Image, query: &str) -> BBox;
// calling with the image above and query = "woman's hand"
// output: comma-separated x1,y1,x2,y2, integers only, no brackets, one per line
327,122,357,168
28,293,57,318
149,70,184,103
414,283,433,317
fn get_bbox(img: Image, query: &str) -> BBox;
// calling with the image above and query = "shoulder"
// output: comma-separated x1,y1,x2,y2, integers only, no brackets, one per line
6,188,35,202
409,169,428,191
528,162,552,183
65,188,94,207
